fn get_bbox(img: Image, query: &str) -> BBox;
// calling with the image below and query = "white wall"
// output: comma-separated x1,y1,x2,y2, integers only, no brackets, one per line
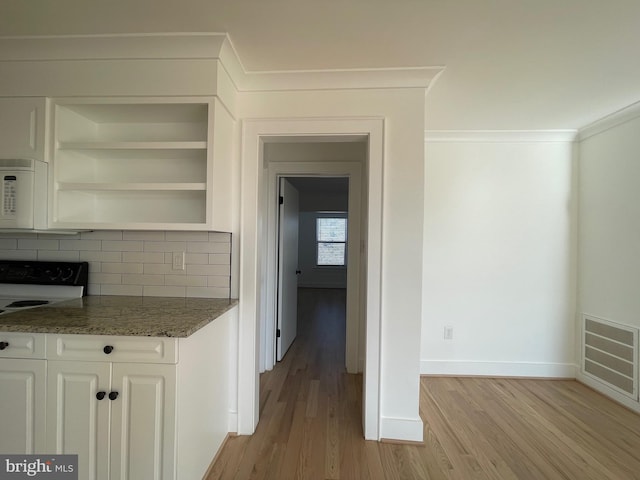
577,109,640,410
421,137,577,377
576,106,640,409
578,113,640,328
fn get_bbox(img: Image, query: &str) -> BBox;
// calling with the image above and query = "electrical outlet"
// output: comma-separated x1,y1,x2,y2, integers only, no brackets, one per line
444,326,453,340
172,251,185,271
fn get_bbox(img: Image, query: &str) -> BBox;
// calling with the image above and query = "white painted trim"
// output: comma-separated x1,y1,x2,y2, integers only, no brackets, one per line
235,66,444,92
578,99,640,141
239,117,384,441
0,33,443,92
362,119,384,441
425,130,578,143
379,416,424,443
227,412,238,434
420,360,577,378
237,120,263,435
0,32,228,61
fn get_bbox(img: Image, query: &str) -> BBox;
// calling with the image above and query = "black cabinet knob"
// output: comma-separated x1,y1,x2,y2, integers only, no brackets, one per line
103,345,114,354
0,341,9,350
96,391,106,400
108,391,119,401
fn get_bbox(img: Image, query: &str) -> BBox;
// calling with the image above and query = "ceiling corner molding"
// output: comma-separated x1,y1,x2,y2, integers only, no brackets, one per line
578,100,640,141
231,66,445,92
0,33,229,61
425,130,578,143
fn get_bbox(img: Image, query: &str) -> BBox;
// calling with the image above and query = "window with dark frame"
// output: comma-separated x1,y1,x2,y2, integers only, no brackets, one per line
316,216,347,266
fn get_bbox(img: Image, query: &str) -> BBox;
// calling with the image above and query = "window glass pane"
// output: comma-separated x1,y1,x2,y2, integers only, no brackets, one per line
317,218,347,242
318,242,345,266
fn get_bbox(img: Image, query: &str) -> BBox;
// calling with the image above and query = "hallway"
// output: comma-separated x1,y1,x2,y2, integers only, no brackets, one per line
206,287,370,479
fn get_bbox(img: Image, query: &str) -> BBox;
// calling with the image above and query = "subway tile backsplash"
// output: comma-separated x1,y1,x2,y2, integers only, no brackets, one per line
0,230,231,298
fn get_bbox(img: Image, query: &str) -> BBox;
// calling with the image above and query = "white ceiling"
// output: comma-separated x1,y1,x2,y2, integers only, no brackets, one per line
2,0,640,130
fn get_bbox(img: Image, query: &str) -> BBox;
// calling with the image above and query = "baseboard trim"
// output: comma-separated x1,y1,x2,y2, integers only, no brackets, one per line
379,416,424,443
227,412,238,433
380,437,425,446
421,360,577,378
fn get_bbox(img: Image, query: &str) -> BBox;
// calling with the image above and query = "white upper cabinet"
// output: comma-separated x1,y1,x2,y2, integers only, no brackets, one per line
0,97,48,162
49,96,234,231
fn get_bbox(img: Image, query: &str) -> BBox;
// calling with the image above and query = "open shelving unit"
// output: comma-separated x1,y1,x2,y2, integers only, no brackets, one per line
50,97,217,230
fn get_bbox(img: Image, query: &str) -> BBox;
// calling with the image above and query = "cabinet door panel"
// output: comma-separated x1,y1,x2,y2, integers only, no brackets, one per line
110,363,176,480
0,359,46,453
46,361,111,480
0,98,46,161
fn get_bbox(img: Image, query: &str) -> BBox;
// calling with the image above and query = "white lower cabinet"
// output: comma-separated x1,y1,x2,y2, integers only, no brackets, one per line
46,361,111,480
110,363,176,480
0,332,47,454
46,361,175,480
0,358,46,454
0,306,236,480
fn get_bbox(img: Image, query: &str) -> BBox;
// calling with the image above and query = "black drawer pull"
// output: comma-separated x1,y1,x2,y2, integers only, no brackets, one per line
96,391,106,400
109,391,119,401
103,345,114,354
0,341,9,350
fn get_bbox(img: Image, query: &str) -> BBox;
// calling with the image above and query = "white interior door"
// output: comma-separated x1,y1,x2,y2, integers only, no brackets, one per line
276,178,300,361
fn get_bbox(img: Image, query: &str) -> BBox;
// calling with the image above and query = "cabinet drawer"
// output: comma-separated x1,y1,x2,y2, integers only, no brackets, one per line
46,334,177,364
0,332,46,359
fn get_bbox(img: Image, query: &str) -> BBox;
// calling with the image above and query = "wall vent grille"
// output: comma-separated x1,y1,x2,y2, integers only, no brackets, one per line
583,315,638,399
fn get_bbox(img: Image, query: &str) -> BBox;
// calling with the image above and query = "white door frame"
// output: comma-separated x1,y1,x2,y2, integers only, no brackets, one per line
265,163,362,374
238,117,384,440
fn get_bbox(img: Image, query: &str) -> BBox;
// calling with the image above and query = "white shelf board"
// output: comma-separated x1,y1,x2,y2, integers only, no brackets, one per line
57,182,207,191
57,101,210,124
56,148,207,160
58,141,207,150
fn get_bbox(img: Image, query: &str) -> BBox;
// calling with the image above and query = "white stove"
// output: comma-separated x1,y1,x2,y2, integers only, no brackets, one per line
0,261,88,316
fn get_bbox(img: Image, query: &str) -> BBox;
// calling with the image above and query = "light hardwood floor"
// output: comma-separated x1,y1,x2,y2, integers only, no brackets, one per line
206,288,640,479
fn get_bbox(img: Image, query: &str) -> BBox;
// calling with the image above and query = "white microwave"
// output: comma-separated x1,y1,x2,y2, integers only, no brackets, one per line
0,158,47,230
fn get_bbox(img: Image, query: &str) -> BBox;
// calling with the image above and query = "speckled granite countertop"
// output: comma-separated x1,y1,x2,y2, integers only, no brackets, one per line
0,296,238,337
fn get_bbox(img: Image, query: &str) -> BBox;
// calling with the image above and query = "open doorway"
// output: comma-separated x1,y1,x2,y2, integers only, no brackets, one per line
261,141,365,377
275,176,350,363
238,118,384,441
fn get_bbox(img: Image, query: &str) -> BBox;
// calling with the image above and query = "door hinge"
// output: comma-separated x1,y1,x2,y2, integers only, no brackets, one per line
279,195,284,205
276,329,281,338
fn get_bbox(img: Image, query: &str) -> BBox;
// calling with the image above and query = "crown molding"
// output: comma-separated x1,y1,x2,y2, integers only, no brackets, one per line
233,66,444,92
425,130,578,143
578,100,640,141
0,33,228,61
0,33,443,92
